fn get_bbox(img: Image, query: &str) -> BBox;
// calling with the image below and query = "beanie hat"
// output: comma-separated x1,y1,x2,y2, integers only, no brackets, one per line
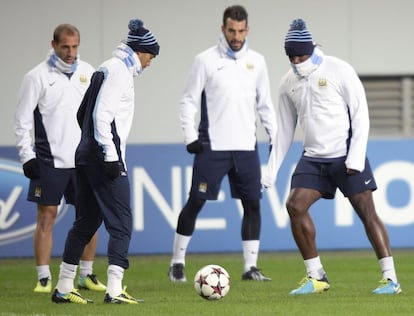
126,19,160,55
284,18,314,56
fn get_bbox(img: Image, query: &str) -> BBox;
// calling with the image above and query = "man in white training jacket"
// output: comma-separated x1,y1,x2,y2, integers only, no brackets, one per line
169,5,277,283
262,18,401,296
15,23,105,294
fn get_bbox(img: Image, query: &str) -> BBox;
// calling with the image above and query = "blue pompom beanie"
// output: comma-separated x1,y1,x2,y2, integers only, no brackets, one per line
126,19,160,55
284,18,314,56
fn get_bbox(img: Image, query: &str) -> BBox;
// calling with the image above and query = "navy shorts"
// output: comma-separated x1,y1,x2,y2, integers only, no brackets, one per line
189,145,262,200
27,159,76,205
291,156,377,199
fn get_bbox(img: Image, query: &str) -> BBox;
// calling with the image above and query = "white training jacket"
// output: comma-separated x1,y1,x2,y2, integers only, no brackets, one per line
15,59,94,168
262,51,370,187
179,44,276,151
92,56,137,168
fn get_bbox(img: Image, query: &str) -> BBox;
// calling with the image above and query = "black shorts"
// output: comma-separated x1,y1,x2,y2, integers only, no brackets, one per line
291,156,377,199
189,145,262,200
27,160,76,205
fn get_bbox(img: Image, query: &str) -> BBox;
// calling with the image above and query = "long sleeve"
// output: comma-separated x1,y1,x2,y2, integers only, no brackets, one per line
341,65,370,172
262,81,297,187
256,58,277,144
179,56,206,145
15,59,95,168
14,73,41,164
93,69,126,162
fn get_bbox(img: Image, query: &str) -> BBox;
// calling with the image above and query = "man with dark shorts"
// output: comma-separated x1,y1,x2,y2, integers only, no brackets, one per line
262,18,401,295
15,23,105,294
168,5,277,282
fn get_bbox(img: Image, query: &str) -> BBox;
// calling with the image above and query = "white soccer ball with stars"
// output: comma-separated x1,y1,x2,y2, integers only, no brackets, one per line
193,264,231,300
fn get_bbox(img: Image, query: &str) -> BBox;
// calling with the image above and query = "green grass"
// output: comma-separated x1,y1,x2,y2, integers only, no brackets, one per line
1,250,413,315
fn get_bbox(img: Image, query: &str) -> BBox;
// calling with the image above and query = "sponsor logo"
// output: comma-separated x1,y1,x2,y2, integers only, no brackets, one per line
0,159,69,246
198,182,207,193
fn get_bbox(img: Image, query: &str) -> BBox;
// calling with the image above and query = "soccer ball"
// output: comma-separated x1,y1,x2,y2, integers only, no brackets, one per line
193,264,231,300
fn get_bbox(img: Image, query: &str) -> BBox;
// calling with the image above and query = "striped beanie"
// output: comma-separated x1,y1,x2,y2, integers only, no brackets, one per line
284,18,314,56
126,19,160,55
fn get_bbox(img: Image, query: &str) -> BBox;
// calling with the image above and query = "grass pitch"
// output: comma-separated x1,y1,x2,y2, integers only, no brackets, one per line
0,250,413,315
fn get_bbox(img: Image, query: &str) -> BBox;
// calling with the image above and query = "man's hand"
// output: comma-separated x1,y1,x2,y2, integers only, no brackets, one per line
23,158,40,179
186,139,203,154
346,168,360,176
104,161,120,180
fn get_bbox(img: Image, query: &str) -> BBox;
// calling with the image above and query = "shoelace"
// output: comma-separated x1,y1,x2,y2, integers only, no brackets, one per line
251,270,264,279
122,287,134,299
65,289,86,303
297,277,311,287
377,278,390,288
122,286,144,302
122,287,138,301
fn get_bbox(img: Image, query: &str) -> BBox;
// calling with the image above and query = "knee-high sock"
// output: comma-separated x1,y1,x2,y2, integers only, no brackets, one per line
170,233,192,265
107,264,124,297
56,262,77,293
379,256,398,283
242,240,259,272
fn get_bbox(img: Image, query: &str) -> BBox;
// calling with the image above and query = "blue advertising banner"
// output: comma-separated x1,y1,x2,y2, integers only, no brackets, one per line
0,140,413,258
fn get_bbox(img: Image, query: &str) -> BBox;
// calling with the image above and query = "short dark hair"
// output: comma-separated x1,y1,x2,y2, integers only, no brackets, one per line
222,5,248,26
53,23,80,43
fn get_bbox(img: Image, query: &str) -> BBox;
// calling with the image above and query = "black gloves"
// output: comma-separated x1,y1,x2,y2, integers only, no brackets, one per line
186,139,203,154
104,161,120,180
23,158,40,179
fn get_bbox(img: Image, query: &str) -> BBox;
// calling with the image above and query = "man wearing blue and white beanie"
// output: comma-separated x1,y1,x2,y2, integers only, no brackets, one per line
52,19,159,304
263,18,401,295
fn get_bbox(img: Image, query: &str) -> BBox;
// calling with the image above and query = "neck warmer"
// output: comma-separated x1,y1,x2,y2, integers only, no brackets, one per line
47,49,78,74
218,33,248,60
113,43,142,77
291,47,324,78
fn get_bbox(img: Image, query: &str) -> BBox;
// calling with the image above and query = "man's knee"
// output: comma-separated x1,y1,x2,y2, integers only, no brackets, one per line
243,199,260,212
37,205,58,229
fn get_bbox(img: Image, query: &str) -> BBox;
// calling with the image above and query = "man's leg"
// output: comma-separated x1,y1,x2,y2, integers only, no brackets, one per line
286,188,321,260
77,231,106,291
53,166,98,303
33,204,57,293
239,199,271,281
286,188,330,294
349,190,391,258
169,195,205,282
349,190,401,294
